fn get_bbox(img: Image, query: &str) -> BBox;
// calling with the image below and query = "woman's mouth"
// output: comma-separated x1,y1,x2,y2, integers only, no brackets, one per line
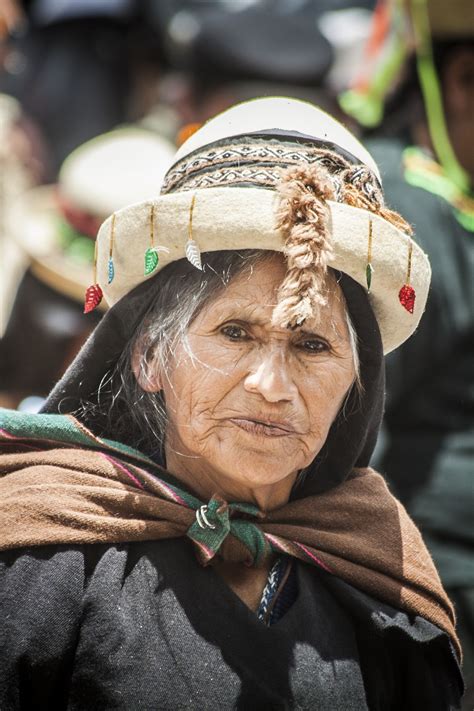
229,418,296,437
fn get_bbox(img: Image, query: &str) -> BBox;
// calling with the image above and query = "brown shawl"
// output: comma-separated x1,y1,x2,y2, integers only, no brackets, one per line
0,445,460,659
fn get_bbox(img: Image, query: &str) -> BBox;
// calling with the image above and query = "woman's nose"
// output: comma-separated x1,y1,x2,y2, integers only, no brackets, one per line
243,351,298,402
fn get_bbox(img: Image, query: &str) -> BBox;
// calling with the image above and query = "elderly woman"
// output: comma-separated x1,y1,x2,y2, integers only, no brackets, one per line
0,99,464,709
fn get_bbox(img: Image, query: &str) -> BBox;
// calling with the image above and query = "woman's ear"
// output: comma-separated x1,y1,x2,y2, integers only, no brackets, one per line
132,342,163,393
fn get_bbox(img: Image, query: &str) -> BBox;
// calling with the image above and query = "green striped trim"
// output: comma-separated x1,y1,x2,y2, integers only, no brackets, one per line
403,147,474,232
0,408,157,467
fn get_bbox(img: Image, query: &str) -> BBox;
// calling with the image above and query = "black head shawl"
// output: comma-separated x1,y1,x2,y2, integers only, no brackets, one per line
42,269,384,498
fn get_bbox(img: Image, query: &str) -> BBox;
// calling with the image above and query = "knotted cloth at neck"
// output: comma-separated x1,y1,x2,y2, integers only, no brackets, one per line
187,497,270,566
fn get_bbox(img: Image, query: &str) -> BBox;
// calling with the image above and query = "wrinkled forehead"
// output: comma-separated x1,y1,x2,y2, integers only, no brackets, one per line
196,255,348,333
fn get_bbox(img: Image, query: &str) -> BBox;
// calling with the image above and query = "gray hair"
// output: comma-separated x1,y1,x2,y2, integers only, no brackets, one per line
94,250,361,460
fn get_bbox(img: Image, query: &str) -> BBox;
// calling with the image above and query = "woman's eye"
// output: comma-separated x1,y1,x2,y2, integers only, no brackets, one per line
221,324,249,341
297,339,329,354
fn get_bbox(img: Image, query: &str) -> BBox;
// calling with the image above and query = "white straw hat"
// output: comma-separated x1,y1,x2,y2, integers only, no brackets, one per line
92,97,431,354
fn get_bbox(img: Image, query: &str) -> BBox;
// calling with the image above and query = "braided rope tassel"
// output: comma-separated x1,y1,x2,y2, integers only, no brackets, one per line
272,165,335,329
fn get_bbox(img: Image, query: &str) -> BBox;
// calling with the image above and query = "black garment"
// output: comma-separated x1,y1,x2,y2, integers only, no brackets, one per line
366,138,474,706
367,139,474,526
366,146,474,549
0,271,101,400
0,538,462,710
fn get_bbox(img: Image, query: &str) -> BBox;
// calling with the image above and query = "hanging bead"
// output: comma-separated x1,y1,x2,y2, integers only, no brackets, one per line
185,240,202,270
143,204,160,276
366,263,374,292
107,214,116,284
84,284,103,313
145,201,168,276
84,231,103,313
365,219,374,293
398,284,416,313
186,194,203,270
399,241,415,313
144,246,160,275
107,257,115,284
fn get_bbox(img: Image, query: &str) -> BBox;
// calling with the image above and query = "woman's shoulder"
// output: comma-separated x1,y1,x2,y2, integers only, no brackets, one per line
0,539,195,604
307,565,464,709
0,539,187,647
0,538,181,582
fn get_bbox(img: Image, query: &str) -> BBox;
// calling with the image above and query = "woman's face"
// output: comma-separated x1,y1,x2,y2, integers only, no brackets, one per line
145,255,356,505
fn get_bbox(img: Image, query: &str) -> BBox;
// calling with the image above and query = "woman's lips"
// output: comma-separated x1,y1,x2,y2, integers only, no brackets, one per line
229,418,296,437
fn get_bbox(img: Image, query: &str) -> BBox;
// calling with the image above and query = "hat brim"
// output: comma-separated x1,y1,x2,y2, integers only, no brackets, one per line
97,187,431,354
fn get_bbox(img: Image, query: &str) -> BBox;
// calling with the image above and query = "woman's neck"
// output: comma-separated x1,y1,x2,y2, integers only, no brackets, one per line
164,446,296,512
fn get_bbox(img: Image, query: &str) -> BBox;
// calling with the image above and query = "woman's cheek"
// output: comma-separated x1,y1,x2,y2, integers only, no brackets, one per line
172,376,225,444
303,366,352,435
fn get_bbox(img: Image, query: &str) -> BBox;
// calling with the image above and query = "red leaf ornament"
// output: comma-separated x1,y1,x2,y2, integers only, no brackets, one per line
84,284,103,313
398,284,416,314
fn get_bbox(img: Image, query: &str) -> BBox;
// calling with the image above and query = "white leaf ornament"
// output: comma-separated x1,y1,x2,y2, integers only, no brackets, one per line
186,239,202,270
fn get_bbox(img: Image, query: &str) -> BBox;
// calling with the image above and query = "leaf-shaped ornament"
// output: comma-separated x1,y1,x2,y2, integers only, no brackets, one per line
398,284,416,314
144,247,159,276
84,284,103,314
186,239,202,270
108,257,115,284
365,263,374,293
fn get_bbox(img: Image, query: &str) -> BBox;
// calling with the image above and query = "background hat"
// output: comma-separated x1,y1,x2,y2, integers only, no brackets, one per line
165,4,333,87
11,126,174,307
92,97,431,354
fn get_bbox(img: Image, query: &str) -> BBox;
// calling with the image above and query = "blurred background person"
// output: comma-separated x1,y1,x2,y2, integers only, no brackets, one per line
0,127,174,410
142,0,376,138
341,1,474,706
0,0,166,175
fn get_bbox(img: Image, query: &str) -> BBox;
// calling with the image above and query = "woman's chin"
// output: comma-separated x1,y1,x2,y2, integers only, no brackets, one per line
215,429,316,474
209,447,302,493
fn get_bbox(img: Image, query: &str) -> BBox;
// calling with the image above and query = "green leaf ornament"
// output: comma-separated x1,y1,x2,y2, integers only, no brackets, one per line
366,262,374,293
144,247,159,276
